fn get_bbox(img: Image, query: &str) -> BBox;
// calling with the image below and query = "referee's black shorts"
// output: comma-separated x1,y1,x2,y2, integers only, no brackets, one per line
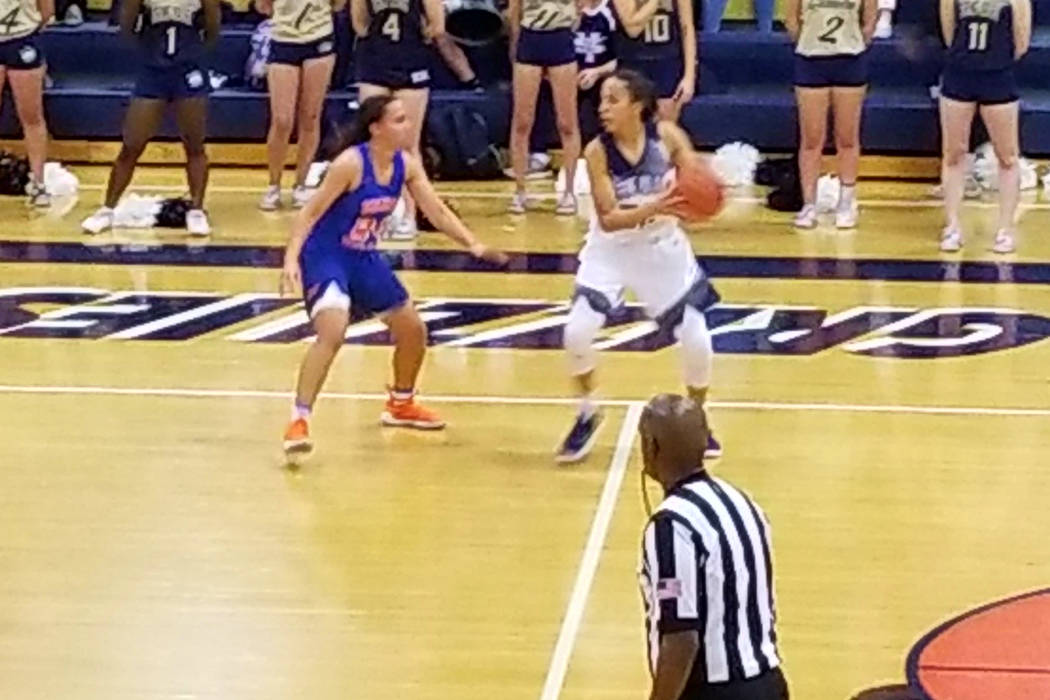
685,667,789,700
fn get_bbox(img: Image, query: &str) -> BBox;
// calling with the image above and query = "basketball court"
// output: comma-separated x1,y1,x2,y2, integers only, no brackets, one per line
3,166,1050,700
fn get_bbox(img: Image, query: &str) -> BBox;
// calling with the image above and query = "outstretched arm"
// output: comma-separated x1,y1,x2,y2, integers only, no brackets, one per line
404,154,508,264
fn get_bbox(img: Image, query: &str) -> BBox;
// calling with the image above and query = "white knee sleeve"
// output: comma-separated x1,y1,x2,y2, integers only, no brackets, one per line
676,306,713,389
877,0,895,11
563,296,606,376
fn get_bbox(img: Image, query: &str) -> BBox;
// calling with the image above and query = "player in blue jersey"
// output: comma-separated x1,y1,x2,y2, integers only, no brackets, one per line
610,0,695,122
352,0,443,238
81,0,220,236
938,0,1030,253
0,0,53,206
279,95,507,462
575,0,617,143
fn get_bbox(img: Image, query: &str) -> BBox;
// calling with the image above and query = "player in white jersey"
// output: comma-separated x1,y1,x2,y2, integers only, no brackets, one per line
556,69,721,464
257,0,343,211
0,0,52,206
786,0,876,230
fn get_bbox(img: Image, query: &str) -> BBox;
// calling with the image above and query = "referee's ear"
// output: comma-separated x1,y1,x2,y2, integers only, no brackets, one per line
638,410,658,479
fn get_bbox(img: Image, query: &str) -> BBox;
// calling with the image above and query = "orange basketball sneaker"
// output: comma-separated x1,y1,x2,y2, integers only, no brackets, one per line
282,417,313,463
381,389,446,430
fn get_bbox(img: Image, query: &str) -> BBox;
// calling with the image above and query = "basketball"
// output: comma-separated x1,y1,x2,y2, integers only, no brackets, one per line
675,159,725,221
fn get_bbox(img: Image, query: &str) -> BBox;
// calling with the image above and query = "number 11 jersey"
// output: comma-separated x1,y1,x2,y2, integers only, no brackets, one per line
949,0,1014,71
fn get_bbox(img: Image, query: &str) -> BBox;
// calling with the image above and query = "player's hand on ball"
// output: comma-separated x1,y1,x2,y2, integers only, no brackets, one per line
279,262,301,296
470,242,510,266
657,187,688,217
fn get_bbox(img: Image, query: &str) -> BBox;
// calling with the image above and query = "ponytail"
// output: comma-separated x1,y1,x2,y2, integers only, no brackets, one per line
329,94,397,154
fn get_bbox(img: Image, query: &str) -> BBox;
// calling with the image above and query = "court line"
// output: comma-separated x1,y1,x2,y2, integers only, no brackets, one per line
918,664,1050,676
1,384,1050,417
73,183,1046,211
539,402,645,700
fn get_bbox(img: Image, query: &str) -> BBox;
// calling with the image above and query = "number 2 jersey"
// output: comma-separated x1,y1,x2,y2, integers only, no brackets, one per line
0,0,42,42
795,0,865,57
948,0,1014,71
139,0,205,66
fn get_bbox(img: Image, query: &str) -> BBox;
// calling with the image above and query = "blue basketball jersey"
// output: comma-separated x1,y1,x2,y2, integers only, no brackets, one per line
614,0,681,62
949,0,1014,71
139,0,204,66
576,0,616,67
306,143,405,252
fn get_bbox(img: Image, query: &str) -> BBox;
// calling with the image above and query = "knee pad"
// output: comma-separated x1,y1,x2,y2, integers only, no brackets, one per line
563,295,606,376
676,306,713,389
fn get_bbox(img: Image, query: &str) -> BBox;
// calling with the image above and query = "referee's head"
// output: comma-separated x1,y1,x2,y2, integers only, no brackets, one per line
639,394,710,491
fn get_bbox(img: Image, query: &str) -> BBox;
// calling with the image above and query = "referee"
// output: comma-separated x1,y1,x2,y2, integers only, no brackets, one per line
637,394,788,700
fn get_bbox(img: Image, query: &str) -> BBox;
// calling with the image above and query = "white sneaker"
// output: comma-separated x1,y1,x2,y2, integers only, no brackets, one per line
794,204,817,229
387,214,417,240
964,176,982,199
186,209,211,237
991,229,1015,254
940,226,963,252
873,12,892,38
291,185,314,209
259,185,281,211
835,199,858,229
82,206,114,234
63,4,83,25
26,179,50,208
502,153,553,181
555,192,577,216
508,191,529,215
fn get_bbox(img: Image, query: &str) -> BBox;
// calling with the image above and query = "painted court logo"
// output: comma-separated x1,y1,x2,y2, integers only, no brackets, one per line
2,287,1050,358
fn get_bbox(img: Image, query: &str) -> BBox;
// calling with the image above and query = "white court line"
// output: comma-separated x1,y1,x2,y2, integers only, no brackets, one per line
1,384,1049,417
71,183,1048,211
539,402,644,700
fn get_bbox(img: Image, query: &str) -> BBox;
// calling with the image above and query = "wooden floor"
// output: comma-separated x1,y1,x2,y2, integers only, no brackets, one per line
3,166,1050,700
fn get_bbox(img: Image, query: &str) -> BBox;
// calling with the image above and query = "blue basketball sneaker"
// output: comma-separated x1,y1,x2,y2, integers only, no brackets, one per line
705,433,723,459
555,411,604,464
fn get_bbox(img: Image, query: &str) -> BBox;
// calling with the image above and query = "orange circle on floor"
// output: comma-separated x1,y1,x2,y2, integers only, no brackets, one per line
907,589,1050,700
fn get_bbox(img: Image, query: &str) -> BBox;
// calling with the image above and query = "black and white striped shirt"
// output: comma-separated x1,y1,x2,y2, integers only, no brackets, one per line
639,471,780,686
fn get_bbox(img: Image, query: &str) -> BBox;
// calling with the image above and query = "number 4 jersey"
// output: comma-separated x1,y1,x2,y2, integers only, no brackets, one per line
0,0,42,42
355,0,430,89
796,0,865,57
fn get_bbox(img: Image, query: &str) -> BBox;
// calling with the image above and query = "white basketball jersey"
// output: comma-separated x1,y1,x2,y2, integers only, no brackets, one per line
271,0,333,42
796,0,866,57
0,0,42,42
